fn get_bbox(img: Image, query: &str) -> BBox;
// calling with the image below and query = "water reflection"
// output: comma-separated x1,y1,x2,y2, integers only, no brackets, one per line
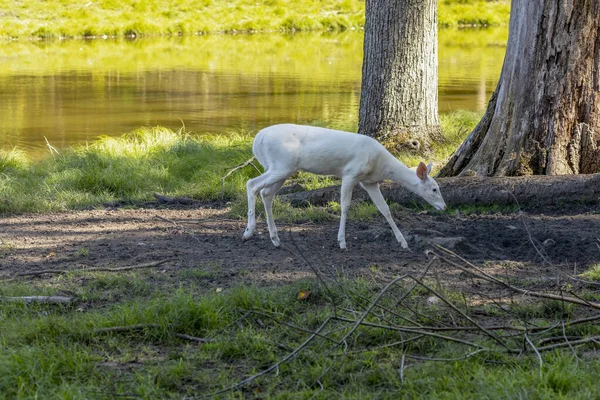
0,30,506,158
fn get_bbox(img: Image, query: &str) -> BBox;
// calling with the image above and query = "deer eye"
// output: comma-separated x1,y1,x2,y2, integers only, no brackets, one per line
433,188,438,192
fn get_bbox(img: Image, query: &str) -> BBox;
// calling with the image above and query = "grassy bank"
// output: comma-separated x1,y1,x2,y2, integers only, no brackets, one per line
0,0,510,39
1,266,599,398
0,112,479,214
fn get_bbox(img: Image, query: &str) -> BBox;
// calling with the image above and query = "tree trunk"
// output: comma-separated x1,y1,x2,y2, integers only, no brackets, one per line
281,174,600,208
359,0,443,154
440,0,600,177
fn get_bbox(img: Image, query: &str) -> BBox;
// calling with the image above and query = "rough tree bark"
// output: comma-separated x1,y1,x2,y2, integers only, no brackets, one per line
440,0,600,177
359,0,443,154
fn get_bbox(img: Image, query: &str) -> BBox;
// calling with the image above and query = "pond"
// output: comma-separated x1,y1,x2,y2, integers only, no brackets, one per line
0,29,507,158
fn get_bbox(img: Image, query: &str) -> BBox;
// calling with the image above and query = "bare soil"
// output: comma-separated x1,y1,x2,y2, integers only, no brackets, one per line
2,203,599,288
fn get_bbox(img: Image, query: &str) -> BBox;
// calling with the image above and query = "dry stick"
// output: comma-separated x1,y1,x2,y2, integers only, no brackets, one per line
9,258,173,280
508,192,552,265
94,325,213,343
330,256,440,330
155,215,179,226
153,192,197,205
248,309,339,345
525,334,543,379
403,348,488,362
155,215,202,243
220,156,258,199
535,336,600,352
332,316,487,350
434,246,600,311
173,333,215,344
205,317,333,398
394,253,438,307
282,232,339,318
537,336,584,346
409,276,510,350
337,274,411,346
342,335,425,356
0,296,75,304
207,311,254,340
399,354,406,386
94,324,162,334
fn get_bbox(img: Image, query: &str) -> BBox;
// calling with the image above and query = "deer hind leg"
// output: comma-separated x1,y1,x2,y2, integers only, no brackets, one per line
360,182,408,248
243,170,291,243
260,179,286,247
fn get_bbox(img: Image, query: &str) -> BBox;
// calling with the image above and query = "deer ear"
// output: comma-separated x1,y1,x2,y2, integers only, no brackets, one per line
426,162,433,174
416,162,428,180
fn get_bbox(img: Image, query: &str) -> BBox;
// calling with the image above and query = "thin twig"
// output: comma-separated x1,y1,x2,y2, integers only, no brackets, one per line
221,156,257,199
173,333,215,344
332,316,487,350
338,274,410,346
534,336,600,352
7,259,173,280
0,295,75,304
525,334,543,378
205,317,333,397
403,349,488,362
434,246,600,310
409,276,509,349
44,136,60,156
94,324,162,334
248,309,339,344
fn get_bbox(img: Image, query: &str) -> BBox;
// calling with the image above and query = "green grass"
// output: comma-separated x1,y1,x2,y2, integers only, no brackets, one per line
1,269,599,399
0,126,256,212
580,264,600,281
0,110,480,215
0,0,510,39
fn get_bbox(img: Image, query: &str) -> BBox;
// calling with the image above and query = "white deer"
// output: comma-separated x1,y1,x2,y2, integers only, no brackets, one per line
242,124,447,249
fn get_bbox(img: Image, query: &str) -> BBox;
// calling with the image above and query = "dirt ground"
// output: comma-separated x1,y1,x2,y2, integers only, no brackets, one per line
2,202,599,288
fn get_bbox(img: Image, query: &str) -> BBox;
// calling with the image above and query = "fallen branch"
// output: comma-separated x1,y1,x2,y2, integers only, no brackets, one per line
94,324,213,344
0,295,75,304
173,333,215,344
205,317,333,398
332,316,488,350
434,246,600,311
153,192,198,205
94,324,162,334
7,258,173,280
534,336,600,352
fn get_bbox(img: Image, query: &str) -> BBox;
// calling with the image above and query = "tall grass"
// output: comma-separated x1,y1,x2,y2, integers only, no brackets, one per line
0,111,478,214
0,127,256,213
0,0,510,39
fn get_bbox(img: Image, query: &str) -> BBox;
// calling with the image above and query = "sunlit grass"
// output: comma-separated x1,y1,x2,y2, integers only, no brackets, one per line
0,0,365,39
0,110,480,214
580,264,600,281
0,147,29,171
439,0,510,28
0,126,257,213
0,0,509,39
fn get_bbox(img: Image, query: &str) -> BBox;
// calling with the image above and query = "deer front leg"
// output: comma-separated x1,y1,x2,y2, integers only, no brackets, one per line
338,179,357,249
361,182,408,248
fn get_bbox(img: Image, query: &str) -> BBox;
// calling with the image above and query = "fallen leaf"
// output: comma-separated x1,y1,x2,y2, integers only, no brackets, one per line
297,290,312,300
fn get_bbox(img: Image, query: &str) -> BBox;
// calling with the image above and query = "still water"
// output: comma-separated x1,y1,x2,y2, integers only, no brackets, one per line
0,29,507,158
